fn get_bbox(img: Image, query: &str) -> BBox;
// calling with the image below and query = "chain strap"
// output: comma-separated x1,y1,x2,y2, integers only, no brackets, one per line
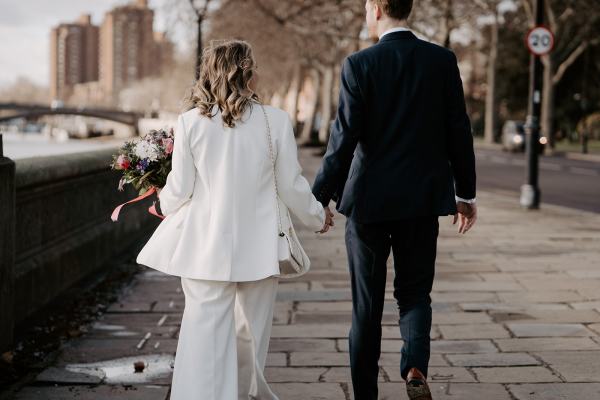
258,102,285,237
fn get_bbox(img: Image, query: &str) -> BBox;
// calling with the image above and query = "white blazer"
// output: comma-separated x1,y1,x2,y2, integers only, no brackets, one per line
136,103,325,281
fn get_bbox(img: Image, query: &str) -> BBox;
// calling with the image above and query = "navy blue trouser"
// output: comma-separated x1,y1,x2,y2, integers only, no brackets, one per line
345,216,439,400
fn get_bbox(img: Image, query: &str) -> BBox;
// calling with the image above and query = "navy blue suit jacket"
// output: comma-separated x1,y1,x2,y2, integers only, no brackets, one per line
312,30,476,223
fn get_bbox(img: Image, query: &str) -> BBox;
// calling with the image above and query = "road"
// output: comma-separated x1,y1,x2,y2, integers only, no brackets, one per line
476,148,600,213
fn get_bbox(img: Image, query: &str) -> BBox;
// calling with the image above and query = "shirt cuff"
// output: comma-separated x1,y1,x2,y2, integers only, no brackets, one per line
455,195,476,204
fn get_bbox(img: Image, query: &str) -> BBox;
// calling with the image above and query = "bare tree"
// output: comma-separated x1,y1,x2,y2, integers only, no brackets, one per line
0,77,49,104
119,52,197,113
473,0,503,143
521,0,600,147
409,0,474,46
209,0,364,144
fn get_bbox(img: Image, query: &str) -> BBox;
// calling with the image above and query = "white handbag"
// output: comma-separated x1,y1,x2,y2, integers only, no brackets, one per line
259,103,311,279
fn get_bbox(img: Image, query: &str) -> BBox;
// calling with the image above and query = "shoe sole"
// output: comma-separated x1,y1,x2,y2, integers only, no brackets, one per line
406,380,432,400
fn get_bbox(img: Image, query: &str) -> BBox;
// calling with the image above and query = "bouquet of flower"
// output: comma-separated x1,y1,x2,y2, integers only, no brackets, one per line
109,127,174,221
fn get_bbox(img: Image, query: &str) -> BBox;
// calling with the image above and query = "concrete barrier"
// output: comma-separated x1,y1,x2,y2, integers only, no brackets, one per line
0,134,16,353
0,140,160,352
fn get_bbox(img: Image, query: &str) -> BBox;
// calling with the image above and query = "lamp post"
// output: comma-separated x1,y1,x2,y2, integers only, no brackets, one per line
521,0,552,210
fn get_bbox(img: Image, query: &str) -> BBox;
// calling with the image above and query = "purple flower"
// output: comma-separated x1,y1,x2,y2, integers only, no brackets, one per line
136,158,149,173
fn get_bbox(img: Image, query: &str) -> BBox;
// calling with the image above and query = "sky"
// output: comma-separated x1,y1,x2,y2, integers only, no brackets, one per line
0,0,191,88
0,0,517,89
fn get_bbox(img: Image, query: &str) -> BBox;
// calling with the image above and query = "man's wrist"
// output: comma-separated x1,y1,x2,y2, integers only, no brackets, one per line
456,195,476,204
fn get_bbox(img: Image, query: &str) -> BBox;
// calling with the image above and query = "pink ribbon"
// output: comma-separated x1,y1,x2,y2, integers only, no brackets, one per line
111,186,165,221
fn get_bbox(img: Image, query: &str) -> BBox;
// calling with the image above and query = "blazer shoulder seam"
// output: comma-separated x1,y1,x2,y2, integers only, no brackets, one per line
344,56,365,100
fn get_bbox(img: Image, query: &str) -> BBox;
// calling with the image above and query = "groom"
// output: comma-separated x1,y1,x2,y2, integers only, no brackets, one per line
312,1,477,399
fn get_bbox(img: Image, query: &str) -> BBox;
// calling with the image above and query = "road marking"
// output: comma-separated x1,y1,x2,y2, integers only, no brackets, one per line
491,156,509,164
570,167,598,176
540,162,562,171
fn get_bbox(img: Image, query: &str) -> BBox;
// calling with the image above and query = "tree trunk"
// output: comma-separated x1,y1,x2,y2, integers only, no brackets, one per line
318,65,334,144
541,56,555,149
271,80,291,109
484,14,499,143
288,65,303,132
300,69,321,144
442,0,453,48
195,16,203,81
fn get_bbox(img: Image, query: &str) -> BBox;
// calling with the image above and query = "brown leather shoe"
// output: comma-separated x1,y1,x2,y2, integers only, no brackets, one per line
405,367,433,400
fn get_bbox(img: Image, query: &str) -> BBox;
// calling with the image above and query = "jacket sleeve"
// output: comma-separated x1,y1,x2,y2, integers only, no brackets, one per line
158,114,196,216
275,113,326,231
312,56,362,207
445,51,476,200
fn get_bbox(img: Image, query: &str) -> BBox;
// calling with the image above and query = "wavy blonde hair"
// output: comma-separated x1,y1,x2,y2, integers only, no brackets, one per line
190,40,259,128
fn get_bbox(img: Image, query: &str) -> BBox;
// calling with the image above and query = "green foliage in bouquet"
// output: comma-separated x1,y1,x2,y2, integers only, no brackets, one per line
110,128,174,196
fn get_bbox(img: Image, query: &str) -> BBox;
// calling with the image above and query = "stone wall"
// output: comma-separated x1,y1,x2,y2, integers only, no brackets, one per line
0,139,160,352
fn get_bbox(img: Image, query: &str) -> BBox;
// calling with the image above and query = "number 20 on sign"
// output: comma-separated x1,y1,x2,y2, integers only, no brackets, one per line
526,26,555,56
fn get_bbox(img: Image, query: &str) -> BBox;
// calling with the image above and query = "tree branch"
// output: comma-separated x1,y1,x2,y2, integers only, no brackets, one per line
552,38,599,85
545,0,557,31
521,0,533,25
557,7,574,24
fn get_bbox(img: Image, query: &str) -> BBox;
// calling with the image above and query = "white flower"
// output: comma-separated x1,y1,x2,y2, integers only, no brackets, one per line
134,140,160,162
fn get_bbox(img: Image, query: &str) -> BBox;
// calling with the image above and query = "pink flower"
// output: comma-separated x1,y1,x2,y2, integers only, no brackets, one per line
116,154,131,169
162,138,174,155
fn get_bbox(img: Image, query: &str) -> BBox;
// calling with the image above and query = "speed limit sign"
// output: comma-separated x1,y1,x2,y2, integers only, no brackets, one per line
526,26,554,56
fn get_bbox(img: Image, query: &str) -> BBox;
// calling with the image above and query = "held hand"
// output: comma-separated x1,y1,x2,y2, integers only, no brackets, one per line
453,202,477,234
317,206,335,234
156,187,162,196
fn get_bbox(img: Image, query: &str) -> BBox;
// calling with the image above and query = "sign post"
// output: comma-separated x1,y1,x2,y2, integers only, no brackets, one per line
520,0,552,210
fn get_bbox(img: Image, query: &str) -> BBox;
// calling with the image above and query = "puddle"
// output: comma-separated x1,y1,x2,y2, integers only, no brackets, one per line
65,353,174,384
91,322,127,331
110,331,140,337
91,322,140,336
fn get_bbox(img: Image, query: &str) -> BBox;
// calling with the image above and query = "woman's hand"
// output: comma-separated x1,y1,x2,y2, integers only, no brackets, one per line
156,187,162,196
317,206,335,234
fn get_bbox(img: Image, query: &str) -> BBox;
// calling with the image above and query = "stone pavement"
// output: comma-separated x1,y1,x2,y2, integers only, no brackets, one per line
9,148,600,399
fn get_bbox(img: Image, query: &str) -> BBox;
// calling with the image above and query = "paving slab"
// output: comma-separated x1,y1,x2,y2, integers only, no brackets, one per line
10,148,600,399
507,383,600,399
438,323,511,339
494,337,600,352
265,367,326,383
372,383,513,400
534,351,600,382
270,383,346,400
431,339,498,354
384,366,477,383
321,367,386,383
505,322,594,337
268,338,337,353
11,385,170,400
472,366,561,383
446,352,540,367
53,338,178,364
494,309,600,324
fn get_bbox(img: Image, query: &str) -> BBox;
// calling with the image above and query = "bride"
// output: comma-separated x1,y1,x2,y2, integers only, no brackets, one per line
136,39,334,399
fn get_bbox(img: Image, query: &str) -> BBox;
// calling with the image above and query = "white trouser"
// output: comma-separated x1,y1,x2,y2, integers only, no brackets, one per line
170,276,280,400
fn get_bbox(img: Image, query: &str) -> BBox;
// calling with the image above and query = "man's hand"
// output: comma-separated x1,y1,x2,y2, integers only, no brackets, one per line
317,206,335,234
453,202,477,234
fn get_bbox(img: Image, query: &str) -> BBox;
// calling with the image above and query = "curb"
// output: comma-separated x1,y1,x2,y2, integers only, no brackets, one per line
477,189,600,219
563,152,600,163
474,141,600,163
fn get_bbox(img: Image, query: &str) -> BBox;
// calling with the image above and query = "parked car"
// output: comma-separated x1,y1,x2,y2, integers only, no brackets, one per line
501,120,547,153
50,99,64,109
